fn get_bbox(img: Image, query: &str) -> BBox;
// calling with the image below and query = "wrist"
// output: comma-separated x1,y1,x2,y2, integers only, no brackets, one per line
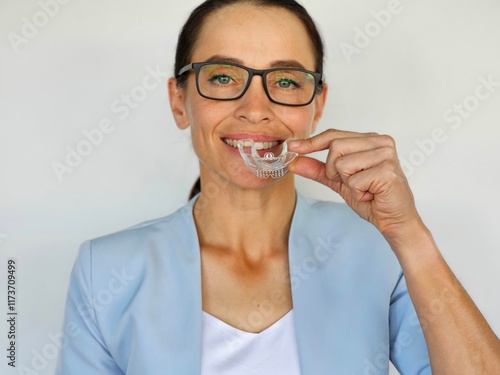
384,220,442,272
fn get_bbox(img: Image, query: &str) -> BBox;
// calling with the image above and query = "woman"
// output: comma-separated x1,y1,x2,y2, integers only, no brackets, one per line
56,0,500,374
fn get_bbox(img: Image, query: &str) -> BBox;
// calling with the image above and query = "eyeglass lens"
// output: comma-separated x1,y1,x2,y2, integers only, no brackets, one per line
197,64,316,105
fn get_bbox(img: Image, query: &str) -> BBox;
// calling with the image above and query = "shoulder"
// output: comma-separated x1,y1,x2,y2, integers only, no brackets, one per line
87,200,195,258
72,199,199,291
65,200,202,362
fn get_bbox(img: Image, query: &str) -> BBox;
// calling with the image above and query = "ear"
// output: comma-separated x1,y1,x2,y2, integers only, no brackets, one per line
168,77,190,129
311,82,328,134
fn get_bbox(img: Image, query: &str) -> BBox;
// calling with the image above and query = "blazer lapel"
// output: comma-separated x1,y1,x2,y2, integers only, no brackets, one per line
289,194,341,375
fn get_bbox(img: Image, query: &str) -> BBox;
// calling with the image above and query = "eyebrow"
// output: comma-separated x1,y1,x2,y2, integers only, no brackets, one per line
205,55,308,70
270,60,307,69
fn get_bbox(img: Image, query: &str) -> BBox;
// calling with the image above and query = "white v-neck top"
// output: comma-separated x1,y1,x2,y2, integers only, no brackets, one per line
201,310,301,375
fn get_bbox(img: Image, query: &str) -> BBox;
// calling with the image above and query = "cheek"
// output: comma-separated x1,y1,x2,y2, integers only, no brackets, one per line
280,108,316,138
189,102,225,135
186,99,227,156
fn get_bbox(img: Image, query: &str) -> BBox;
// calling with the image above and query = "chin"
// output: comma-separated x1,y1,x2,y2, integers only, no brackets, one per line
199,158,294,192
234,169,294,191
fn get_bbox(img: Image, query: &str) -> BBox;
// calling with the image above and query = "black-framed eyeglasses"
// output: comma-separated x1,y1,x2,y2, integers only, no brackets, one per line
176,61,324,107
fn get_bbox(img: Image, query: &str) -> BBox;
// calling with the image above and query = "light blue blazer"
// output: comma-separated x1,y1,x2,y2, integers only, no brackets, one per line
56,194,431,374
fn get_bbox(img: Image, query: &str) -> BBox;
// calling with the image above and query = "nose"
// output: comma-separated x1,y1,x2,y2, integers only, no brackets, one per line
234,75,274,125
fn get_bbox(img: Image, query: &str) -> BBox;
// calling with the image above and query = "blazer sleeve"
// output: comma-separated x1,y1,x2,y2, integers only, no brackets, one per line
389,272,432,374
55,241,123,375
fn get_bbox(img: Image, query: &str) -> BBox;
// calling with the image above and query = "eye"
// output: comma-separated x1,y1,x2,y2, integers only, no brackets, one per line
268,71,304,90
276,78,300,89
208,74,233,85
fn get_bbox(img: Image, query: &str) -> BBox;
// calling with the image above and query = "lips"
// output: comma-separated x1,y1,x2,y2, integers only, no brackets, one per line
222,138,280,150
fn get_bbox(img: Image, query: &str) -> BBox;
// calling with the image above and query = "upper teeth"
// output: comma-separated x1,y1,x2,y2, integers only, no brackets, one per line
224,139,279,150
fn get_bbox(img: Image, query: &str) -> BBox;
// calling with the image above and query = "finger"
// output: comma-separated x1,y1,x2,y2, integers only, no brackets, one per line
344,159,404,203
290,146,399,190
288,129,373,154
289,156,340,188
290,154,374,204
326,135,395,160
326,146,398,182
322,135,395,181
289,156,326,181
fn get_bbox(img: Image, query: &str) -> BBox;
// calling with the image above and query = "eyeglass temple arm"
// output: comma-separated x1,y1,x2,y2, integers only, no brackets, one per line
176,63,194,77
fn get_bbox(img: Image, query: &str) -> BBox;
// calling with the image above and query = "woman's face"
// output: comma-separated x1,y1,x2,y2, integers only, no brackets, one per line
169,4,327,188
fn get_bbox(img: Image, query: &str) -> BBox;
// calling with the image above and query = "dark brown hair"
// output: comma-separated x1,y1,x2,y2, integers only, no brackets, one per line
175,0,325,85
175,0,325,199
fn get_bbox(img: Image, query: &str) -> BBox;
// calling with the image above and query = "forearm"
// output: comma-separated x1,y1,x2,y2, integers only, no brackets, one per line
289,131,500,371
389,224,500,374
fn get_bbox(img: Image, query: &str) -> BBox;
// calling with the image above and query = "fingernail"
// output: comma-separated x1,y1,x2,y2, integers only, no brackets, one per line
286,138,301,148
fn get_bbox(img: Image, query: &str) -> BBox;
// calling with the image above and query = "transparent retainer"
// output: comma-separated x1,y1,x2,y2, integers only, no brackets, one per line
237,139,298,179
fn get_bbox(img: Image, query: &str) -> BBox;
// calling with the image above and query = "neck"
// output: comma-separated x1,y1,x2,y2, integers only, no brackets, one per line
193,169,296,259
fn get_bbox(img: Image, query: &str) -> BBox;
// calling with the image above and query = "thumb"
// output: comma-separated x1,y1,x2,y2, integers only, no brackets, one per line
290,156,342,195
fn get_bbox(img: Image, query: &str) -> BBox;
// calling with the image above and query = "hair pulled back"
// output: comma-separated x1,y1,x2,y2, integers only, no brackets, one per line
174,0,325,87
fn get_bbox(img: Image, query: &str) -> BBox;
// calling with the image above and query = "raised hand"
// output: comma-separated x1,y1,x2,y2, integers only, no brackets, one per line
288,129,425,244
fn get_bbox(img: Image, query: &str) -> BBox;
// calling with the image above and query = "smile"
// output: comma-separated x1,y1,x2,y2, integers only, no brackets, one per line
223,138,280,150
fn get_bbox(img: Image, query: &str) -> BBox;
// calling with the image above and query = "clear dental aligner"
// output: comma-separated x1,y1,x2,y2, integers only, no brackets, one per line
237,139,298,179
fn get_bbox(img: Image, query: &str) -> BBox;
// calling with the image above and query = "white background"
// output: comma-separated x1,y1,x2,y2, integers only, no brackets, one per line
0,0,499,374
